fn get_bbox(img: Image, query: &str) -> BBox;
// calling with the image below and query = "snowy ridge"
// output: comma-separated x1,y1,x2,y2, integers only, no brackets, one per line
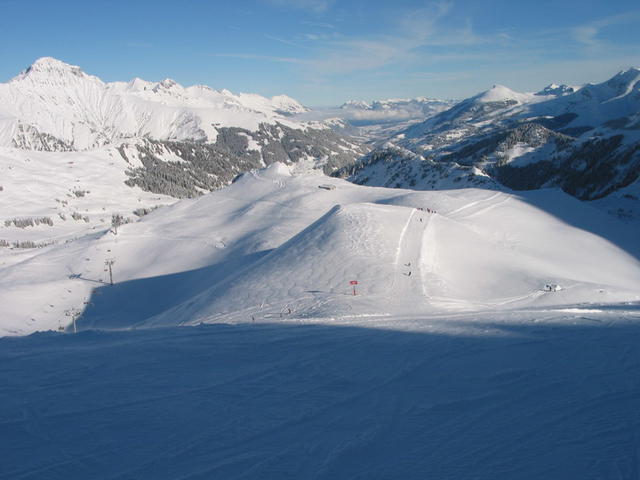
347,68,640,202
536,83,579,96
0,57,368,203
472,84,539,104
0,57,310,150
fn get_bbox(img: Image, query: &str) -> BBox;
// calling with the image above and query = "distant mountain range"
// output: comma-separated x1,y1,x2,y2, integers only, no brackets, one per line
293,97,456,144
0,57,368,197
338,97,456,125
2,58,639,209
0,57,311,150
339,69,640,202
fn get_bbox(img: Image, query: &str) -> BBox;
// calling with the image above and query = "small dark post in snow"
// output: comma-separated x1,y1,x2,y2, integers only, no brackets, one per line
104,259,115,285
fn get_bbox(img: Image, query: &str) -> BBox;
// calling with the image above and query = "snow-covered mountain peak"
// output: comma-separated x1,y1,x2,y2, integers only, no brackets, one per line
11,57,98,85
269,94,307,114
124,77,155,92
613,66,640,79
0,57,328,150
340,100,372,110
151,77,185,96
605,67,640,92
154,78,178,89
474,84,533,104
354,67,640,203
22,56,82,75
536,83,578,96
575,67,640,104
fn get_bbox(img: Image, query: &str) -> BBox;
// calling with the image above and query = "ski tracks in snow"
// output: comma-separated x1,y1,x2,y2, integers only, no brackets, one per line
391,208,430,302
446,191,509,220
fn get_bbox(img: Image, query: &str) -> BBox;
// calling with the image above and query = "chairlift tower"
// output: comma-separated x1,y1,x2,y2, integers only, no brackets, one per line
104,259,115,285
64,308,81,333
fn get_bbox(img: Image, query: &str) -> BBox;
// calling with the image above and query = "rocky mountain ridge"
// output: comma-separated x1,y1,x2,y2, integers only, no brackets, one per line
340,69,640,203
0,57,368,198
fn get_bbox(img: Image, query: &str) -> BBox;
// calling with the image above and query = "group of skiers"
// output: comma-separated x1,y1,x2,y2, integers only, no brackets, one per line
417,207,436,214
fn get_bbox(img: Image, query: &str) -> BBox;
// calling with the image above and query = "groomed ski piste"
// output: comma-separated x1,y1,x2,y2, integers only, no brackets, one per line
2,162,640,479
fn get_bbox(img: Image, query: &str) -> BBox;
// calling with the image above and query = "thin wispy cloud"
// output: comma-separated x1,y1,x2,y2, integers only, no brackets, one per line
208,53,304,64
210,2,502,79
301,2,492,76
572,11,640,51
301,21,335,29
265,34,304,48
263,0,333,14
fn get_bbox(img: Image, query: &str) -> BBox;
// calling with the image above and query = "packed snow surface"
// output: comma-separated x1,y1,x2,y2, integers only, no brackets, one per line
2,308,640,479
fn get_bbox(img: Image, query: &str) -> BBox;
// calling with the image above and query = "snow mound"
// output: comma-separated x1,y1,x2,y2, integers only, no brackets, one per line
147,202,414,325
261,161,293,178
424,189,640,309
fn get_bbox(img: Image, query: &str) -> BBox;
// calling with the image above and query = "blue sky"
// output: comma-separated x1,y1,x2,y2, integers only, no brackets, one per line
1,0,639,105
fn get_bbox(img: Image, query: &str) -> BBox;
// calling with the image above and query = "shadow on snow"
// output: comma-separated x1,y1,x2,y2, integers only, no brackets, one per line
77,250,270,330
1,319,639,480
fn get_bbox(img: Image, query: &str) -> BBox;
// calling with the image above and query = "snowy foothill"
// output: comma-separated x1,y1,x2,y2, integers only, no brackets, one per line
0,145,176,334
2,161,639,335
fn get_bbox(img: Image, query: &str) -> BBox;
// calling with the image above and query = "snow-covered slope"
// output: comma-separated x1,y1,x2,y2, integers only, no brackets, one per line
2,163,639,335
591,176,640,225
345,69,640,201
3,307,640,480
0,145,175,247
0,57,310,150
